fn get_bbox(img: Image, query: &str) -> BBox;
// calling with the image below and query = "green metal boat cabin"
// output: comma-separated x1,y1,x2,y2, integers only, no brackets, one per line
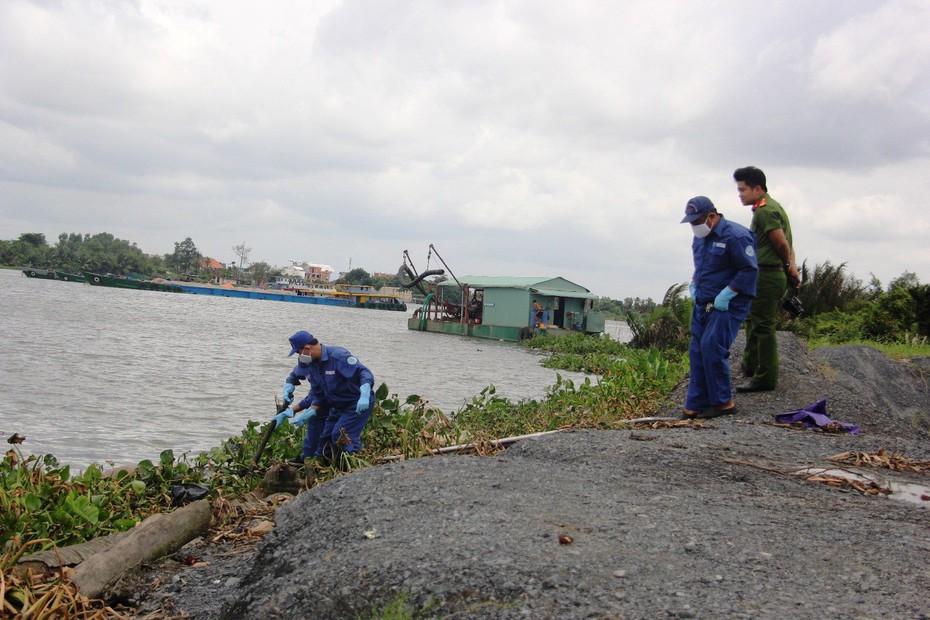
408,275,605,342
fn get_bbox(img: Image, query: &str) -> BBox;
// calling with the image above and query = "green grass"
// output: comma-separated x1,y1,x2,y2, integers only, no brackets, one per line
807,337,930,360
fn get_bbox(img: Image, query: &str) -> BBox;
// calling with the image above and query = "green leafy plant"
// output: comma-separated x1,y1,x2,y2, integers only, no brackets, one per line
626,283,691,351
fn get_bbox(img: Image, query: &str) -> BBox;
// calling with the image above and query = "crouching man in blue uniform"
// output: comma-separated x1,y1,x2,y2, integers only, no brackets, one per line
275,330,375,465
680,196,758,420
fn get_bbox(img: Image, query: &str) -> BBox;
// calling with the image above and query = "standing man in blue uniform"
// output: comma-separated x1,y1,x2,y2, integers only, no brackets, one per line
680,196,758,419
274,330,375,465
733,166,798,393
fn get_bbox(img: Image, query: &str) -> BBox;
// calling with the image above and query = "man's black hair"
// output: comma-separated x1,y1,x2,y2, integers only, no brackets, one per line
733,166,767,192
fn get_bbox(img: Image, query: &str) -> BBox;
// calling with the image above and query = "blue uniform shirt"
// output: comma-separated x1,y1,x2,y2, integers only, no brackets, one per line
692,216,758,304
287,345,374,411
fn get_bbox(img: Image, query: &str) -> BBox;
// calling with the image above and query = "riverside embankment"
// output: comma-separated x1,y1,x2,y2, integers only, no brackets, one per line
126,332,930,619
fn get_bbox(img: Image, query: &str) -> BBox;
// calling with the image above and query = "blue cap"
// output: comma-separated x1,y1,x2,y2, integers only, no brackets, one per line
680,196,715,223
288,331,316,356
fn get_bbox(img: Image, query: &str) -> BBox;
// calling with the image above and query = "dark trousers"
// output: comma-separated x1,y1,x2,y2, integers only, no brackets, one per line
686,301,749,411
743,270,787,388
300,406,330,459
317,401,373,457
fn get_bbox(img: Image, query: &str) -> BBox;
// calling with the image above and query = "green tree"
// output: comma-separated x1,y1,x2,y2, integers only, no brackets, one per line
341,267,374,286
371,271,401,290
797,261,867,317
52,233,86,272
19,232,47,247
908,283,930,340
3,233,51,267
625,283,690,351
80,233,153,275
165,237,202,276
248,261,277,287
859,288,916,342
888,271,920,292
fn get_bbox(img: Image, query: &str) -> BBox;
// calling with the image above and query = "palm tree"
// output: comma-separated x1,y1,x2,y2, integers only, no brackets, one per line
626,283,691,351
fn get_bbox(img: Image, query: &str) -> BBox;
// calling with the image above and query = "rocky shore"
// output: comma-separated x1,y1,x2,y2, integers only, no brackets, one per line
128,333,930,619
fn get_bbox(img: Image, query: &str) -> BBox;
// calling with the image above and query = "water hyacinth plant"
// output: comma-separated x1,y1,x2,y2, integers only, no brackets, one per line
1,339,686,618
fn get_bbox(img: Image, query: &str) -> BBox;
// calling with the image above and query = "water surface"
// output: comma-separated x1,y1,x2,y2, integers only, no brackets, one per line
1,269,627,468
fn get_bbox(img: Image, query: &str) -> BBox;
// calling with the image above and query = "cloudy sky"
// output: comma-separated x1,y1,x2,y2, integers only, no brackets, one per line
2,0,928,300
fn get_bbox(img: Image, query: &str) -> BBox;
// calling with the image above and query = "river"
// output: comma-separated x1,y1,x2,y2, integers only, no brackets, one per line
0,269,629,469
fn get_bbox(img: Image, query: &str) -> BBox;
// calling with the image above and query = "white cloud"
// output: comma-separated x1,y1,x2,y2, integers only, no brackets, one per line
809,0,930,104
1,0,929,299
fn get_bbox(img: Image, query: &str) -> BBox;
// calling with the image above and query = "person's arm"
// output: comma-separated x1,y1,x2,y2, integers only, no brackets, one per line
768,228,800,284
354,359,375,390
727,233,759,297
289,403,320,427
282,371,302,404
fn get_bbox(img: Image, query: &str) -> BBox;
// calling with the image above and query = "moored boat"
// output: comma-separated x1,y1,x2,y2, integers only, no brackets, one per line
175,282,352,306
335,284,408,311
83,271,184,293
22,268,86,283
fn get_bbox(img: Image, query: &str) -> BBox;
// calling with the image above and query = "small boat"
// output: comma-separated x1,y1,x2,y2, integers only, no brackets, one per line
83,271,184,293
335,284,408,311
22,268,86,283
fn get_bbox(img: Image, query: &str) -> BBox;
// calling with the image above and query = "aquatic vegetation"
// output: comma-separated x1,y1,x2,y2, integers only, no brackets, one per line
1,345,685,617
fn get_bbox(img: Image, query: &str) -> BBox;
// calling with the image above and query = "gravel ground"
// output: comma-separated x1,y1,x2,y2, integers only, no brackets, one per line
128,333,930,619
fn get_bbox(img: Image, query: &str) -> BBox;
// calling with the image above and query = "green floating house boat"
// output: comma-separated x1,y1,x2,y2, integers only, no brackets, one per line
409,275,605,342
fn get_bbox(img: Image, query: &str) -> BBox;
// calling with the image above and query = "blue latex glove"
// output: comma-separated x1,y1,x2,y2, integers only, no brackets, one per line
289,409,316,428
713,287,739,311
282,382,295,405
271,409,294,427
689,282,696,300
356,383,372,414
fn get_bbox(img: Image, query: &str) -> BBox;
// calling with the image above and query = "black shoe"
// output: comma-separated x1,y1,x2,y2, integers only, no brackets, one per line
735,381,775,393
696,406,738,419
287,455,307,465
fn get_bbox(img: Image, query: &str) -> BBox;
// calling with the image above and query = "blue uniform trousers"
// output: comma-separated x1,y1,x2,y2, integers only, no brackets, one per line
686,302,749,411
317,401,374,459
300,407,330,460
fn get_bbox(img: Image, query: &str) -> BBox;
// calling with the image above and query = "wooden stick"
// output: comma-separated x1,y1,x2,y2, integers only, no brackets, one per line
71,499,211,599
379,429,567,462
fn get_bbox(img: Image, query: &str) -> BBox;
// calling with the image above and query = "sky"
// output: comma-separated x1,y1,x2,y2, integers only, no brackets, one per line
2,0,929,301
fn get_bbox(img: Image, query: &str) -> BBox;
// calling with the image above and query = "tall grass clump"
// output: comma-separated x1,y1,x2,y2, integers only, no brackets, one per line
625,283,691,352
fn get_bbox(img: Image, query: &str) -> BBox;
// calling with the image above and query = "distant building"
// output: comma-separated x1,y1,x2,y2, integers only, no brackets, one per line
200,257,224,271
286,260,333,283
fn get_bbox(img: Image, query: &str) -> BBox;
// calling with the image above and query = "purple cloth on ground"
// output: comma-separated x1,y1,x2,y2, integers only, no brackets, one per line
775,398,861,435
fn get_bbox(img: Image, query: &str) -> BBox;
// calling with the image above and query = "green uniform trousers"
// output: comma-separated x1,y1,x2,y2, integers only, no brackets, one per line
742,270,787,388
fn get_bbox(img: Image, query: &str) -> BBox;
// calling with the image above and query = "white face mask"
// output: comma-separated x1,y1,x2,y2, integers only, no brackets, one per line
691,221,712,238
298,354,313,365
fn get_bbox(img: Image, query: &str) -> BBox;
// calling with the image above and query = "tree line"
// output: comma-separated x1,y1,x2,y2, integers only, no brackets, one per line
0,232,274,283
625,262,930,351
2,232,423,291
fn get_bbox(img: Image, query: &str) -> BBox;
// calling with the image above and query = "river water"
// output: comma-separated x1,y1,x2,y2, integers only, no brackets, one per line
1,269,629,469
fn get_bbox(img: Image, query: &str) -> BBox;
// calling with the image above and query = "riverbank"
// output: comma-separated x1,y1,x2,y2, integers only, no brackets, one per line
122,332,930,619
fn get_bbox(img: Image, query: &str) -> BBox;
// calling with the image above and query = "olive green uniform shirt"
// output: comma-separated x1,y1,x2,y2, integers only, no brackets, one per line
750,193,792,266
